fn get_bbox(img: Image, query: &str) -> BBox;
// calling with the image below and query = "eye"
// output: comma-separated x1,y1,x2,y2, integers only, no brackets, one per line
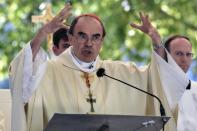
175,51,183,56
92,34,101,41
186,52,193,57
77,32,87,39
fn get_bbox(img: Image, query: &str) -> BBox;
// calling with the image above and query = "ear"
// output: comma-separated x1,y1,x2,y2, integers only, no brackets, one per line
68,34,74,46
52,46,58,56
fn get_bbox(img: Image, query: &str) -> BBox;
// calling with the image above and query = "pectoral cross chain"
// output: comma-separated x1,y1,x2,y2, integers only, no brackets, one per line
83,73,96,112
86,90,96,112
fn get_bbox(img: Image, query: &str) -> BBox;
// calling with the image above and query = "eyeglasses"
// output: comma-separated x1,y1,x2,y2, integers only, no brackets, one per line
74,32,102,44
175,51,193,58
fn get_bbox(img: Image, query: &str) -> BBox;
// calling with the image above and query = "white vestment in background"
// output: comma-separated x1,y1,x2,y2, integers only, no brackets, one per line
177,81,197,131
9,43,48,131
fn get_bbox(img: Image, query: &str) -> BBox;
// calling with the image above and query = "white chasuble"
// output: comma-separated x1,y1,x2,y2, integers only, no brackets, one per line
26,48,188,131
9,42,47,131
177,81,197,131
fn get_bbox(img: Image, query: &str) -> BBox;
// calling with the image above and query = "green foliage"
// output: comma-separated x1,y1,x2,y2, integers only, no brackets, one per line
0,0,197,78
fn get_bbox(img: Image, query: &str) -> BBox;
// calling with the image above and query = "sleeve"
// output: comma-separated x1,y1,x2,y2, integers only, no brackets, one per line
153,50,189,111
22,42,48,103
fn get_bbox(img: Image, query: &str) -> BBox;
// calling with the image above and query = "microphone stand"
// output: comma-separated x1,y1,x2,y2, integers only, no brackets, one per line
104,73,166,116
97,68,168,131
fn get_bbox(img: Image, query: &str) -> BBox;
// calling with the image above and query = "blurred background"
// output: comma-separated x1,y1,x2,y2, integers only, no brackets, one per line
0,0,197,89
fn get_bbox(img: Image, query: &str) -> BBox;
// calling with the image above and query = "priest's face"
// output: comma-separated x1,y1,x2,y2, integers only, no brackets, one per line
169,38,192,73
70,16,104,62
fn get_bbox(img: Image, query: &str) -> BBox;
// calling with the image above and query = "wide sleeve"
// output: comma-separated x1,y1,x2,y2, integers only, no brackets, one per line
9,44,27,131
22,42,48,103
153,50,189,111
26,61,55,131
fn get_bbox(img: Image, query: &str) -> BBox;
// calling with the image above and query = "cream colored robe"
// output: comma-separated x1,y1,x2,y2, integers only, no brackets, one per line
26,49,189,131
177,81,197,131
9,43,47,131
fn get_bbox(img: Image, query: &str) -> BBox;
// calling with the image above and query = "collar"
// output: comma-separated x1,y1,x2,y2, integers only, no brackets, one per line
68,47,98,73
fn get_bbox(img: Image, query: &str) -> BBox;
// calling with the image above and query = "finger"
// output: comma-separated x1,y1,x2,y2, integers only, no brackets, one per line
59,23,70,29
53,16,63,23
140,12,147,23
61,4,72,16
144,14,151,25
54,9,71,23
139,12,143,21
146,14,149,20
130,23,141,29
139,12,145,19
62,10,72,20
61,4,72,14
59,6,72,22
57,4,71,19
143,14,149,24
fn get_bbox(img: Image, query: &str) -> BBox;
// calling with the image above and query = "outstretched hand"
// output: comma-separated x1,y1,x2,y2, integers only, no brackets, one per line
31,4,72,61
130,12,165,58
43,3,72,34
130,12,156,36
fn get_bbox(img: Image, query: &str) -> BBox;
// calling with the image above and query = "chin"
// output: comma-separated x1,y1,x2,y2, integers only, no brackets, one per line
81,58,93,63
81,55,96,62
183,68,189,73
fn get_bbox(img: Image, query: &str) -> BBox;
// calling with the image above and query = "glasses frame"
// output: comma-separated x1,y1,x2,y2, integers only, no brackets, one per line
74,31,103,44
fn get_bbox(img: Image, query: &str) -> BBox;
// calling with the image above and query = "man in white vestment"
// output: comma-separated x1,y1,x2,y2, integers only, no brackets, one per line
9,5,71,131
163,35,197,130
24,4,190,131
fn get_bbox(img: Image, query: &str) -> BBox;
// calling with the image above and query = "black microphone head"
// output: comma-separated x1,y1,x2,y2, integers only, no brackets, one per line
96,68,105,77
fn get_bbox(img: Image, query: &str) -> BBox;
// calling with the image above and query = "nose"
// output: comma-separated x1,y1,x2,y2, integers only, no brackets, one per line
85,38,93,46
181,55,187,62
181,54,191,65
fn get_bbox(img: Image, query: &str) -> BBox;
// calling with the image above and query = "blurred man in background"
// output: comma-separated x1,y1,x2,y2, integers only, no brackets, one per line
164,35,197,131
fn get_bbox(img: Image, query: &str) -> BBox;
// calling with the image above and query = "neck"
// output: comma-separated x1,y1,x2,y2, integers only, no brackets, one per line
69,47,97,72
72,51,94,66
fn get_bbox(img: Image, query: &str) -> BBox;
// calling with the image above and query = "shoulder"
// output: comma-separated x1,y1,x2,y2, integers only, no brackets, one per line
101,59,148,73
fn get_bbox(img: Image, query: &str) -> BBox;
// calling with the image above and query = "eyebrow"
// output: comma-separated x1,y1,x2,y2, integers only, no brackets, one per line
77,32,85,35
77,31,101,36
93,33,101,37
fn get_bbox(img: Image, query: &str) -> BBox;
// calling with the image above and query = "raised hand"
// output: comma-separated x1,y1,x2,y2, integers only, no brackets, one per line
31,4,72,60
130,12,165,58
130,12,154,35
42,3,72,34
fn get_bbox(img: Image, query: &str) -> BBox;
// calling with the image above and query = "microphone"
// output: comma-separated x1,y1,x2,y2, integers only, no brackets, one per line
96,68,166,116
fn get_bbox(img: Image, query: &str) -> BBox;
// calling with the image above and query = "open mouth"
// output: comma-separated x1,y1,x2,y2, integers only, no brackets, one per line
82,49,92,55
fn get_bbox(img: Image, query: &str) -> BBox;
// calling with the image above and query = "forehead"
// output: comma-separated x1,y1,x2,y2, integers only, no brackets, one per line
74,17,103,35
170,38,192,51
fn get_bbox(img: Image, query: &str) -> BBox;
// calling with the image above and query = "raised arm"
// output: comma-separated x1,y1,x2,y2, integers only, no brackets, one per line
31,4,71,61
130,12,165,59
